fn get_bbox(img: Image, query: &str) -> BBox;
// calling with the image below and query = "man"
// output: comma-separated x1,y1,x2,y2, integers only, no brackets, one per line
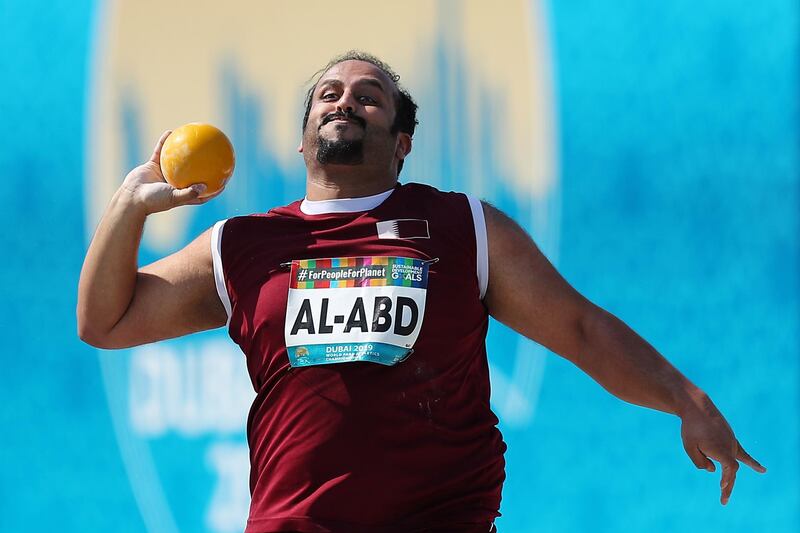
78,51,765,532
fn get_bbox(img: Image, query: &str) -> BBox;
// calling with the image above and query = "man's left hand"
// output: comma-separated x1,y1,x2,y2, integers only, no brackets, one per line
679,394,767,505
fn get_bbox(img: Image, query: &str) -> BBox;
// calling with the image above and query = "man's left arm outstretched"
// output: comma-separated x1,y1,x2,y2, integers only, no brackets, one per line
481,201,766,505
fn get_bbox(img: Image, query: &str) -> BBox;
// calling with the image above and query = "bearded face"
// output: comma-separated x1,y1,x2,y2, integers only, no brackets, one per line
302,60,406,171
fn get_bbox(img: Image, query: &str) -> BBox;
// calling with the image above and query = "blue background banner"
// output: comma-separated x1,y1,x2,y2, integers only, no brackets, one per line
0,1,796,532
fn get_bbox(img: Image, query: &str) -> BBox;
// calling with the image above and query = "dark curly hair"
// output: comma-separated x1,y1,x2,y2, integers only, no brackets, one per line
301,51,418,175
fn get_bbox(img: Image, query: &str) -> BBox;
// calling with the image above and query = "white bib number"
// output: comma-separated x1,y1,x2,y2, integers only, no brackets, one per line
284,256,430,367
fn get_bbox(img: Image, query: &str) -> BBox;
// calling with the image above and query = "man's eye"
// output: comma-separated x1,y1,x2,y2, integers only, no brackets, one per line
359,95,377,104
321,93,338,101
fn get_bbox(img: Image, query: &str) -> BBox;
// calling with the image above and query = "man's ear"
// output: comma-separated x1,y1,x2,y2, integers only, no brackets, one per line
298,142,303,153
395,132,412,161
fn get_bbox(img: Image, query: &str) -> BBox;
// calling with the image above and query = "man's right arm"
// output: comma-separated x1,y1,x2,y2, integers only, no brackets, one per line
77,131,227,349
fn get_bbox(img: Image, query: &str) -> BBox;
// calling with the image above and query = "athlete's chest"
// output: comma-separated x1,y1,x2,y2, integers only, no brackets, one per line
223,203,485,394
235,217,444,360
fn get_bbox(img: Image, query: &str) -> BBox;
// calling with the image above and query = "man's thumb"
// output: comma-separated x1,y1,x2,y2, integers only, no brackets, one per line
172,183,206,204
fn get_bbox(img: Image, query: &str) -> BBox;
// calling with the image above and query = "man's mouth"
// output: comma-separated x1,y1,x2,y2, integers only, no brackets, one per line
321,113,366,128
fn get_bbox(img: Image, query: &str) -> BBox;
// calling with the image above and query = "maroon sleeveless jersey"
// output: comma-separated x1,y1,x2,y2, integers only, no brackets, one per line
212,182,506,532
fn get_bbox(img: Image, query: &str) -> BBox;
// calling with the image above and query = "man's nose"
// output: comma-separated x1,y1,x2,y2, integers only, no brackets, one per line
336,90,357,113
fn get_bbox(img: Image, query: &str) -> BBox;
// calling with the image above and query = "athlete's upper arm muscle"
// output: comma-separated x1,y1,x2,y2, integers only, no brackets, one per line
101,228,227,348
483,201,597,361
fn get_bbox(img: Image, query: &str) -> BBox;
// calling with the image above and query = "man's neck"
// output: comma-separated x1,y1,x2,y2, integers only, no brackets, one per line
305,166,397,200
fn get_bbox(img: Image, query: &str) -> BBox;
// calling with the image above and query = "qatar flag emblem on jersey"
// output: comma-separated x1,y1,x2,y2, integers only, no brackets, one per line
376,219,430,240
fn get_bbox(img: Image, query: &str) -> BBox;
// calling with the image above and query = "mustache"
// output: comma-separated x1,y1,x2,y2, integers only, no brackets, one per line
321,111,366,128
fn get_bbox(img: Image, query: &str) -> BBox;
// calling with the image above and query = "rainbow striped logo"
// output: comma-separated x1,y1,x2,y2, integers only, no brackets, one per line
290,256,428,289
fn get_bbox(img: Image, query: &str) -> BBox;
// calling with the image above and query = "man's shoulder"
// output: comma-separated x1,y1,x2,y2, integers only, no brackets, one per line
397,181,470,202
216,201,305,245
223,199,303,224
391,182,476,235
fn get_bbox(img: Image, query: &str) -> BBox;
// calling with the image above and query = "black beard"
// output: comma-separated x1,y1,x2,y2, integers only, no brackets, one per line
316,137,364,165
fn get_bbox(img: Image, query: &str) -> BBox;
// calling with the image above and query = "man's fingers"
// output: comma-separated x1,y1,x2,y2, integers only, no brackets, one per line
719,460,739,505
683,443,715,472
737,443,767,473
149,130,172,164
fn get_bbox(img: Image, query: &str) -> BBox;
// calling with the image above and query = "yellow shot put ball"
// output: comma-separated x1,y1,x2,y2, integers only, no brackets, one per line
160,123,235,198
